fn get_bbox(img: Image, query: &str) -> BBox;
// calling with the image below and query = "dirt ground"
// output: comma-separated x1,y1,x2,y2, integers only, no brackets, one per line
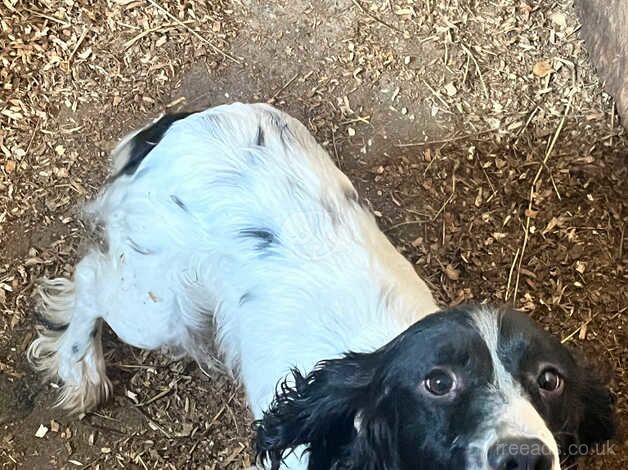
1,0,626,468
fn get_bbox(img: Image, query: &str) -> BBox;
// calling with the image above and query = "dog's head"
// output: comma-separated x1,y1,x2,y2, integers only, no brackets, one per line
255,306,615,469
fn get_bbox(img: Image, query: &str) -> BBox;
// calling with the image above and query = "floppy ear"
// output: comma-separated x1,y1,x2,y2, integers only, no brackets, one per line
255,352,399,470
577,373,616,446
345,393,401,470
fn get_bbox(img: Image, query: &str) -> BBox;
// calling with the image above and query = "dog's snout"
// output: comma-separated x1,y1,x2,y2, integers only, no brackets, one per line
488,437,554,470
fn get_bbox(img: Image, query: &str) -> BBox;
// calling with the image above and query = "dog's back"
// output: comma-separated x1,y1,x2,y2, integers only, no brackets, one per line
28,103,437,418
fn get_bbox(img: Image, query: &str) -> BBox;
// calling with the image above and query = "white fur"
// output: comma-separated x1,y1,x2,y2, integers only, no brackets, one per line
26,103,570,469
470,308,560,470
27,103,437,440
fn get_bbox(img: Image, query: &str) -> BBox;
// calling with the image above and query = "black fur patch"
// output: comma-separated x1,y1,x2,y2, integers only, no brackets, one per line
255,306,615,470
118,112,195,177
255,307,488,470
256,126,265,146
170,195,187,211
239,292,253,306
128,238,153,255
344,187,359,203
240,228,277,251
35,311,68,332
497,309,616,459
266,112,292,145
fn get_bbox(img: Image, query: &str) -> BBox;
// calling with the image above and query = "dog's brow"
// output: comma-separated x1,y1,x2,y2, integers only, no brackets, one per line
470,308,519,395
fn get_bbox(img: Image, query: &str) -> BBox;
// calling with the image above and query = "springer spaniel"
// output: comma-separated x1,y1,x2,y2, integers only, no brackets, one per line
28,103,614,469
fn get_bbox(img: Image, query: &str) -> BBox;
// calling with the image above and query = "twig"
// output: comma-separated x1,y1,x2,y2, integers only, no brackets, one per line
609,101,615,147
131,405,173,438
25,118,40,155
513,95,573,306
460,43,489,100
384,219,427,233
267,73,299,104
331,125,341,169
25,8,71,27
561,313,599,344
68,27,89,63
165,96,187,109
80,456,104,470
505,247,520,301
137,379,179,407
351,0,402,33
422,80,452,111
432,194,454,222
341,115,371,125
619,222,625,260
395,127,498,147
513,106,539,145
123,22,193,49
481,167,497,203
146,0,241,64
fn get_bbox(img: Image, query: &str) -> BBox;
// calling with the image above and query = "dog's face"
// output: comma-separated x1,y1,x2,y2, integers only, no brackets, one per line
255,306,615,469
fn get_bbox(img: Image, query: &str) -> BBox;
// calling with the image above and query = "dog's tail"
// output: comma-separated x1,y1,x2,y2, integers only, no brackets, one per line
27,276,110,413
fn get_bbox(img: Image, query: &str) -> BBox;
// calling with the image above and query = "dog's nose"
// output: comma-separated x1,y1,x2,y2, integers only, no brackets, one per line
488,437,554,470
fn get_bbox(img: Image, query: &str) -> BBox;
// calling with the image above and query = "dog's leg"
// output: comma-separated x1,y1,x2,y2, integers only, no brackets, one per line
27,251,111,413
27,245,194,413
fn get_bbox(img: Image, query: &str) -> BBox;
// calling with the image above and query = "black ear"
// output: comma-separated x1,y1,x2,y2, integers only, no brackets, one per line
577,373,616,446
255,352,398,469
345,394,401,470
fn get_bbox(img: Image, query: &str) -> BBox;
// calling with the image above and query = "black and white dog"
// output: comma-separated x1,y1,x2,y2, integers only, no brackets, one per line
28,104,614,469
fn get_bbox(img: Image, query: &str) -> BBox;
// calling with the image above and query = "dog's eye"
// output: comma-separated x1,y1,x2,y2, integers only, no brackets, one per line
424,369,456,396
538,368,563,393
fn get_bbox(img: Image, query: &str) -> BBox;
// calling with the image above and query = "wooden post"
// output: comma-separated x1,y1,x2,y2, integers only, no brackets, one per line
574,0,628,129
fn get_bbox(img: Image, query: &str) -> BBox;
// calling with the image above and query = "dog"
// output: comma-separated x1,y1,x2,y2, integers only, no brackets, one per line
27,103,614,469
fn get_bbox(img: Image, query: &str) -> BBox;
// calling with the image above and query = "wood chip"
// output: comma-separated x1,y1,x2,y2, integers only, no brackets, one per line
445,264,460,280
35,424,48,438
532,60,553,77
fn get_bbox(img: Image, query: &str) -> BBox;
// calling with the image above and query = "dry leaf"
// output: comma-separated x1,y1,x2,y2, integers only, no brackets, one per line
533,60,553,78
575,261,586,274
77,47,92,60
542,216,567,234
444,82,457,96
5,160,16,173
445,264,460,281
550,12,567,29
35,424,48,438
395,8,414,16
